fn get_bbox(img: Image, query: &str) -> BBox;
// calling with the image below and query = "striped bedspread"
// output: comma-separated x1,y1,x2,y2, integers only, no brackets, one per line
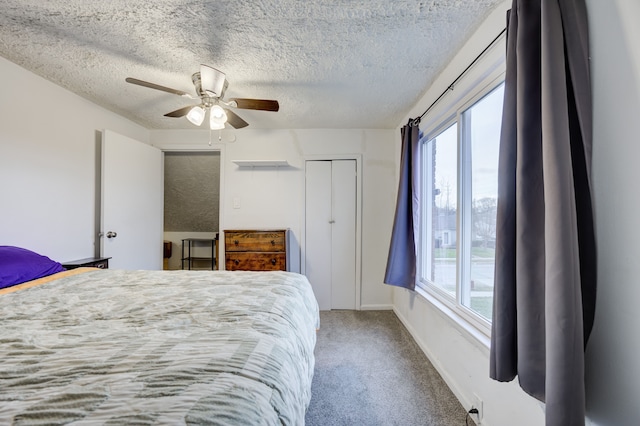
0,269,319,425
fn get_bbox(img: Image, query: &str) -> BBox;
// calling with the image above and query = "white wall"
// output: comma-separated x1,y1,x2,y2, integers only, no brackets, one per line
392,2,546,425
585,0,640,425
394,1,640,425
150,128,396,309
0,57,149,263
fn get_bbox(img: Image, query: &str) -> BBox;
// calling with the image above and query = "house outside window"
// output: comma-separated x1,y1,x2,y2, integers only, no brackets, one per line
418,80,504,333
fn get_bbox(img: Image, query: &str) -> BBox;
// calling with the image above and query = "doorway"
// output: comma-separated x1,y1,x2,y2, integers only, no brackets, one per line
163,152,221,270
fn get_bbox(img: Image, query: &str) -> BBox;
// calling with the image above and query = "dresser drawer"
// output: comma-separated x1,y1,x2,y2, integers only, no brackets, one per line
225,252,286,271
225,231,286,252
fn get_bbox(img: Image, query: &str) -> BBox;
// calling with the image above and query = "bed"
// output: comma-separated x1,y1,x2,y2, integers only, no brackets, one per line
0,246,319,425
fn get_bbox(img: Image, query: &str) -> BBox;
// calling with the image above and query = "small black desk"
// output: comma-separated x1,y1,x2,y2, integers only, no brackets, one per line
181,238,217,270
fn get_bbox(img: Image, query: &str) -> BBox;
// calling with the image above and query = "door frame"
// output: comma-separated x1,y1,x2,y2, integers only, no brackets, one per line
301,154,362,310
154,142,226,269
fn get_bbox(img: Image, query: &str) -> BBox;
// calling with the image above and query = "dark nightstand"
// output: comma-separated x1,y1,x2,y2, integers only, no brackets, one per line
62,257,111,270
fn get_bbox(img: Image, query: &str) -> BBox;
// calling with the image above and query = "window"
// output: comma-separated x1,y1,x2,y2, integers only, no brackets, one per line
418,82,504,331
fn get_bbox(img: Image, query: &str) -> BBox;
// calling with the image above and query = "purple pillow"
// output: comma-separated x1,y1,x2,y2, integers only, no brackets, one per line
0,246,65,289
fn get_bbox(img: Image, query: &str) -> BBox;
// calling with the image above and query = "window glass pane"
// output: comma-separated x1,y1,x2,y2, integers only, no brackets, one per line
422,123,458,298
463,84,504,320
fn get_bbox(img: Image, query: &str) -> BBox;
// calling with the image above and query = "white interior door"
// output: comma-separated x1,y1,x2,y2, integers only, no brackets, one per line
331,160,356,309
305,159,357,310
101,130,163,270
305,161,332,309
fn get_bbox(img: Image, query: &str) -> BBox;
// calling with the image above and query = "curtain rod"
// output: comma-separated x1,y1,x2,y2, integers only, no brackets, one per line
412,27,507,126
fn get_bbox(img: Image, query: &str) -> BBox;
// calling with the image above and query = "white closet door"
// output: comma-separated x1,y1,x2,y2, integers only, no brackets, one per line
331,160,356,309
305,161,333,310
305,159,357,310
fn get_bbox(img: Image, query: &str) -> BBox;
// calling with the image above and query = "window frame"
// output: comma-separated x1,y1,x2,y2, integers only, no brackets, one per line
417,70,506,339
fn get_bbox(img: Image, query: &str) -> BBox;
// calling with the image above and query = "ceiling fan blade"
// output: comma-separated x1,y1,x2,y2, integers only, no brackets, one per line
225,109,249,129
229,98,280,112
126,77,194,98
164,105,195,118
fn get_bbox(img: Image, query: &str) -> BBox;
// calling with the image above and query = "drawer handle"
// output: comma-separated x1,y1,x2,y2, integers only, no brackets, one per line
271,258,277,265
234,259,240,265
270,240,275,246
234,240,239,246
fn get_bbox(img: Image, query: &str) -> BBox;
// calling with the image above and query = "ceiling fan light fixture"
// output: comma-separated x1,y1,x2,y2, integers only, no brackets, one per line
186,106,205,126
125,64,278,130
210,105,227,129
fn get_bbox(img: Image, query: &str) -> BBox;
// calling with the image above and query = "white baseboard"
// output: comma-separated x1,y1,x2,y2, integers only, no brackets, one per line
359,304,394,311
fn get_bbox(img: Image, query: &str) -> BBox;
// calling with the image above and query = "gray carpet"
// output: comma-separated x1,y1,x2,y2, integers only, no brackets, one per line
305,310,468,426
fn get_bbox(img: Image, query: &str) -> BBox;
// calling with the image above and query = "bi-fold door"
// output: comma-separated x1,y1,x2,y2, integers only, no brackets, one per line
305,160,357,310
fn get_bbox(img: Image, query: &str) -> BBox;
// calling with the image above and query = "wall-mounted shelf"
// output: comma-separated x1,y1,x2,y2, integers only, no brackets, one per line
232,160,289,168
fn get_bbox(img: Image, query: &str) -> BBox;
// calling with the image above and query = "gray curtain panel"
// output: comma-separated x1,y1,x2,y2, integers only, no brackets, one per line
384,121,421,290
490,1,596,425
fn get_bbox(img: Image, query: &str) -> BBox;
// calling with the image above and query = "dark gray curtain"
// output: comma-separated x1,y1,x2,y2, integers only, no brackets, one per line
490,1,596,425
384,120,421,290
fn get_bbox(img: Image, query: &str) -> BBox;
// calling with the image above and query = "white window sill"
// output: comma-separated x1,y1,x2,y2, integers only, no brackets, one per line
413,284,491,354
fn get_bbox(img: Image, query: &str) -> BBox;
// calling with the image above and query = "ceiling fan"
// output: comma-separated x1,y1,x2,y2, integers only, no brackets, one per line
125,64,279,129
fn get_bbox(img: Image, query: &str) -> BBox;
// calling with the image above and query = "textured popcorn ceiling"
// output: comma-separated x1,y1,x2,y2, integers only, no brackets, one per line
0,0,504,130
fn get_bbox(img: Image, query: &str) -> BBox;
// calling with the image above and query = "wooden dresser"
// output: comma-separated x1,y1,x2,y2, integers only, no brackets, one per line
224,229,289,271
